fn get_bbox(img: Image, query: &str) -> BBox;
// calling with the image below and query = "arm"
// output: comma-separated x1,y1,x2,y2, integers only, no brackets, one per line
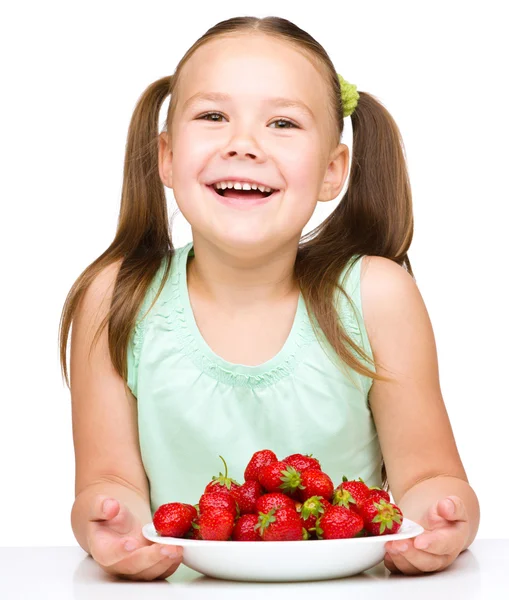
361,256,480,569
69,261,153,555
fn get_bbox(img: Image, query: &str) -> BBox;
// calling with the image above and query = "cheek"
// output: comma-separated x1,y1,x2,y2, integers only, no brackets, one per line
282,144,323,189
172,139,208,176
291,196,320,228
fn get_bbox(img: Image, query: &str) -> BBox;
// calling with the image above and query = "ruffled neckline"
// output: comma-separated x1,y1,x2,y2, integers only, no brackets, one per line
165,242,318,388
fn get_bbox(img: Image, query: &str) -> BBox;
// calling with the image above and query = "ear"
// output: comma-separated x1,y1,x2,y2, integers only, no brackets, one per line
158,131,173,188
318,143,349,202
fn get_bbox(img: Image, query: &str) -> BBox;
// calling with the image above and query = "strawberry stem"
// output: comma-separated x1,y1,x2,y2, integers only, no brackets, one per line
255,508,277,536
219,455,228,479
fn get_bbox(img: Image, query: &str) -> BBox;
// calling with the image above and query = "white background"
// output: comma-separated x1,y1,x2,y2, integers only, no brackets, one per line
1,0,507,546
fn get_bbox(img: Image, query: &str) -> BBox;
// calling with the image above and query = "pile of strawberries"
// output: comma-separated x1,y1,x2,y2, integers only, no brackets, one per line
153,450,403,542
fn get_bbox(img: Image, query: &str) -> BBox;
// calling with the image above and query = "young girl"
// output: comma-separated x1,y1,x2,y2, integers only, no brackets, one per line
60,16,479,581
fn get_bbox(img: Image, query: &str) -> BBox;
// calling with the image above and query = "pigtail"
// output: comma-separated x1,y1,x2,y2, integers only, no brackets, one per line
344,91,414,273
298,87,415,382
59,75,176,389
116,75,174,259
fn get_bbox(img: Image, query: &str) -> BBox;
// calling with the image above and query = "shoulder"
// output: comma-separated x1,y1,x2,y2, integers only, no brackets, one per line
359,255,430,353
78,259,123,316
360,256,417,302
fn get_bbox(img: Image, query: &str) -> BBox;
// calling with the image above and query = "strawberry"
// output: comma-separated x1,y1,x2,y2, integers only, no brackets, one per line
232,514,262,541
283,453,321,472
255,506,305,541
298,468,334,502
255,492,296,514
258,461,304,496
316,505,364,539
332,476,370,513
298,495,332,531
185,513,202,539
369,487,391,502
197,507,235,541
199,490,238,519
183,503,198,520
357,497,403,536
153,502,195,537
230,480,264,514
204,455,241,495
244,449,278,482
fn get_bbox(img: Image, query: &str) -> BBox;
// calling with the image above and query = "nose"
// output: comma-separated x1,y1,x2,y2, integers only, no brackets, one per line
220,133,266,161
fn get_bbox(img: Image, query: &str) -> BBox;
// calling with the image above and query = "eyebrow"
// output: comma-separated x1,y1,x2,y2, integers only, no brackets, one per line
182,91,315,120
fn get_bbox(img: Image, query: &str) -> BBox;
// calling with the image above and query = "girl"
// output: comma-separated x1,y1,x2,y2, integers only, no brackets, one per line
60,16,480,581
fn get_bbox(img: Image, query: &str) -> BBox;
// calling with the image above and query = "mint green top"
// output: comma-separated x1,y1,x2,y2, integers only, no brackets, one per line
127,242,382,516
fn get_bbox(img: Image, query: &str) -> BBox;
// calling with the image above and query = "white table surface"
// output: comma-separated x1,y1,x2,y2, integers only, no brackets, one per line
0,540,507,599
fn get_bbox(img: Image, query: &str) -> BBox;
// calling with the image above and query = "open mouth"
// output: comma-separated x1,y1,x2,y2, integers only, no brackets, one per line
207,184,278,200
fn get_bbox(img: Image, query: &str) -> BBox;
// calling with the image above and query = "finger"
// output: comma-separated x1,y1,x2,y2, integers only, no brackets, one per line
413,521,469,556
388,542,451,574
90,497,135,536
89,495,118,522
423,500,450,530
387,550,428,575
106,542,183,575
155,559,183,581
436,496,468,523
88,527,139,566
384,552,403,574
119,549,184,581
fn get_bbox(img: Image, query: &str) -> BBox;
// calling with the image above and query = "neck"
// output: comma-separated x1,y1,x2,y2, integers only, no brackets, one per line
186,235,301,315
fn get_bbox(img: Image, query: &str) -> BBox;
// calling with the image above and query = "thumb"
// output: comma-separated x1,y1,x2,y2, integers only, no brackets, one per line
436,495,468,522
422,498,450,531
89,495,135,535
89,495,120,522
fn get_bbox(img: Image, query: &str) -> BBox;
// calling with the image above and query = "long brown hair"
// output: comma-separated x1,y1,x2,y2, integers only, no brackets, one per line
59,16,414,491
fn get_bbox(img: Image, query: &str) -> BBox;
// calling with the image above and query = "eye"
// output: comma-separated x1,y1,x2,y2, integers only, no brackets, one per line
269,118,297,129
197,112,298,129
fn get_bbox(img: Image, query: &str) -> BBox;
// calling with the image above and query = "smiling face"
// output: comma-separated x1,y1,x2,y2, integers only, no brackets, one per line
159,33,349,254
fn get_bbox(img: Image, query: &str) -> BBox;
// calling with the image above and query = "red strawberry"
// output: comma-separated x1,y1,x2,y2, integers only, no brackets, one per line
255,492,296,514
298,495,332,531
299,468,334,502
232,514,262,541
230,480,264,514
255,506,304,541
244,449,278,482
185,513,202,539
369,487,391,503
357,497,403,536
332,476,370,513
204,455,241,495
283,453,321,472
153,502,195,537
315,505,364,539
199,490,238,519
197,507,235,541
258,461,304,496
183,503,198,520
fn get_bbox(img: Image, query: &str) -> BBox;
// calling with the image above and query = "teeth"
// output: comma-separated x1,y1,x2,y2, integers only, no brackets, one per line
213,181,273,193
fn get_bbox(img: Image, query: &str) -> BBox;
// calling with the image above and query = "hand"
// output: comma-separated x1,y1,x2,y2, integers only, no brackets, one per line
384,495,470,575
87,494,183,581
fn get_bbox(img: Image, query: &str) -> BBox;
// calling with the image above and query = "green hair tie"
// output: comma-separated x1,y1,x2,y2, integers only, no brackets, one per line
337,73,359,117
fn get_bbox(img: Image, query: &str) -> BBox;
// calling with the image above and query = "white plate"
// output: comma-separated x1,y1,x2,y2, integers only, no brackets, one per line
142,518,424,582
